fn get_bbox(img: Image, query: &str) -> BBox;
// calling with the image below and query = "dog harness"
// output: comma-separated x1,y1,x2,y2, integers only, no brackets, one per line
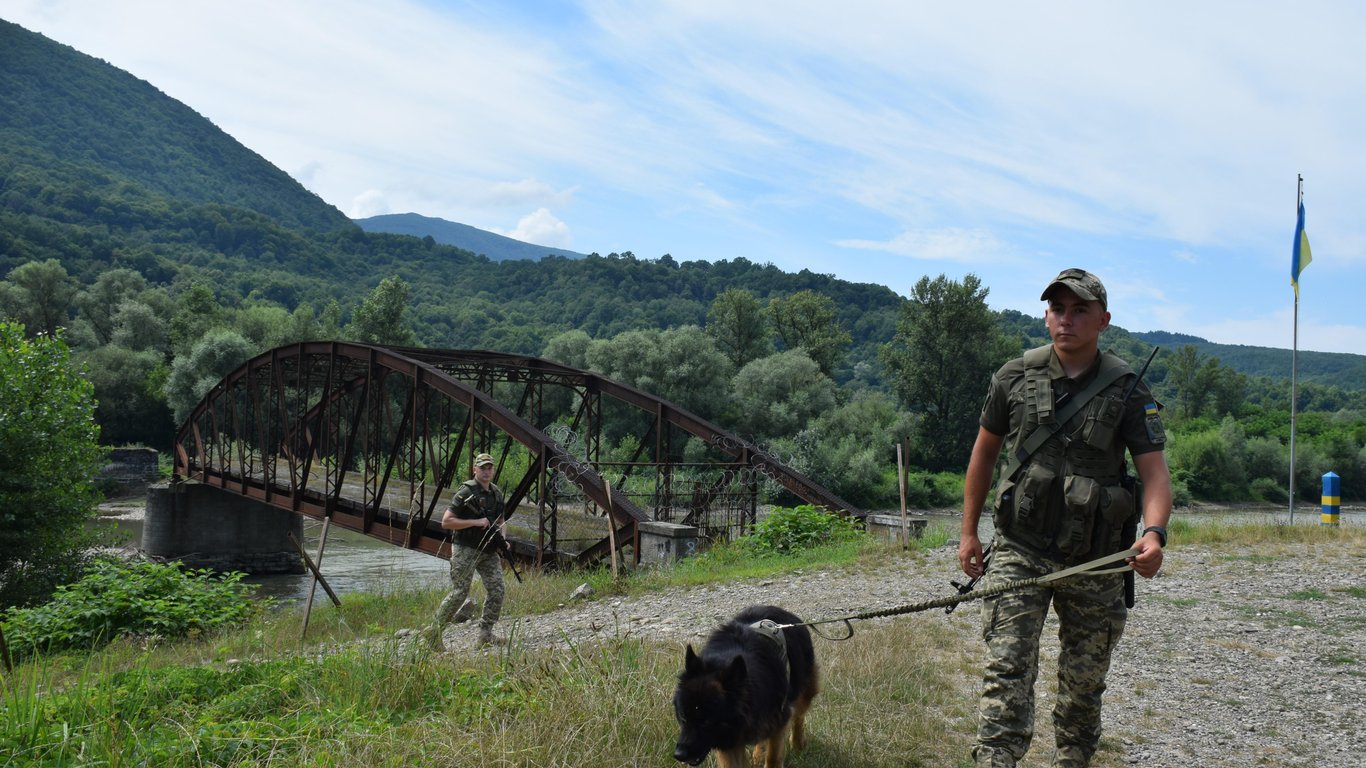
749,619,789,688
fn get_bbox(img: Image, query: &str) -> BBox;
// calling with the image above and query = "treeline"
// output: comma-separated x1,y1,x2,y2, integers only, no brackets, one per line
3,258,1363,507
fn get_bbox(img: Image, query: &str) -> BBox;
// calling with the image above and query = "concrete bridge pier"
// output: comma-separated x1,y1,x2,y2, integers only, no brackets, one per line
143,480,304,574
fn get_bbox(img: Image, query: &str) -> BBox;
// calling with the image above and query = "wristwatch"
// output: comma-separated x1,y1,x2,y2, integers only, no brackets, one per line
1142,525,1167,548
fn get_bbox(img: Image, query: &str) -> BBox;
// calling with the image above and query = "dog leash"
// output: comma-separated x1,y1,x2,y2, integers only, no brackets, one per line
774,547,1139,641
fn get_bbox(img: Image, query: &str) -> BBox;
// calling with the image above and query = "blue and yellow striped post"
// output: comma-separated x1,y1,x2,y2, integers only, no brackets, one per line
1321,472,1340,527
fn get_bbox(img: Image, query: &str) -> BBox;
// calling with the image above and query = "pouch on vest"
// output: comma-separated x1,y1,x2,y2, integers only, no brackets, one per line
1079,394,1125,451
1056,475,1101,559
1089,482,1136,558
999,460,1063,551
1010,456,1060,530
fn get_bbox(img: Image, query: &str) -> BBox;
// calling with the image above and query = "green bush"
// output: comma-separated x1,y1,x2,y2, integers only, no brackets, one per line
1250,476,1289,504
1,557,263,660
743,504,861,554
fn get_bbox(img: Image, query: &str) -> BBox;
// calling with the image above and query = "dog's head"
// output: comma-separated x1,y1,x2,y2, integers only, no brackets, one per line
672,644,748,765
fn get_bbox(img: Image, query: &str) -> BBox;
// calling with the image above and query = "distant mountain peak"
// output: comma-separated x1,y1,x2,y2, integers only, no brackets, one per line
354,213,586,262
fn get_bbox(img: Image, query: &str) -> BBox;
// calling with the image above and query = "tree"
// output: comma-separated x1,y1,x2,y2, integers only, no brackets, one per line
776,391,918,508
1166,344,1210,418
543,329,593,369
164,329,256,423
109,299,169,352
706,288,770,369
880,273,1015,471
3,259,76,337
347,275,418,346
731,350,837,441
80,344,175,447
75,268,149,344
169,282,224,355
0,322,105,608
764,290,851,376
587,326,732,421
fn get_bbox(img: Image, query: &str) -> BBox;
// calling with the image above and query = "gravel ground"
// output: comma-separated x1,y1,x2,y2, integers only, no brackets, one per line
429,534,1365,768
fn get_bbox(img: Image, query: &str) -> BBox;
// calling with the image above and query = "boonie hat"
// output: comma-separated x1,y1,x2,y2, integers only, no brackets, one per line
473,453,494,467
1041,268,1107,310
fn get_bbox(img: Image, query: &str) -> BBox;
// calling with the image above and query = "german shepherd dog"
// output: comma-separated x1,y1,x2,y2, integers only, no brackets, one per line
672,605,819,768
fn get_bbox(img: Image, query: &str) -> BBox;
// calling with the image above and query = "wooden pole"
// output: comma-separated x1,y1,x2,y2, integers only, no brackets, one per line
300,517,336,639
897,440,910,549
606,475,622,576
288,531,342,608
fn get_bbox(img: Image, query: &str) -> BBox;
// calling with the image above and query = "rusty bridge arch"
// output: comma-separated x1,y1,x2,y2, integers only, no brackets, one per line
173,342,859,568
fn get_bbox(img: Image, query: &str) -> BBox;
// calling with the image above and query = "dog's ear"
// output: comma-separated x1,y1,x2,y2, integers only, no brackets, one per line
684,644,703,674
723,654,748,690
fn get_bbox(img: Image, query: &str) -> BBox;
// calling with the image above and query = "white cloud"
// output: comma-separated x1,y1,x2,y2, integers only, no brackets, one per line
496,208,573,249
478,179,577,209
348,190,389,219
837,228,1012,263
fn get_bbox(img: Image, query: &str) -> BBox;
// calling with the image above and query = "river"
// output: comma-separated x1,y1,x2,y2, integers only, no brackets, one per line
99,499,1360,606
101,501,449,604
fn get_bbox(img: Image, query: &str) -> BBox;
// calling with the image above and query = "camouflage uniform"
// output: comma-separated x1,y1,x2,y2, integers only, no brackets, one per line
430,470,508,644
975,544,1127,766
433,538,505,635
972,282,1166,767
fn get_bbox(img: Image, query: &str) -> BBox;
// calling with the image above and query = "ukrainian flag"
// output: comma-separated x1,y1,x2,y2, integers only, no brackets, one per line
1292,200,1312,297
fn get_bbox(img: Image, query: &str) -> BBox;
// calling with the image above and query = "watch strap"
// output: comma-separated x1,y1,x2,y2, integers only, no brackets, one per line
1142,525,1167,547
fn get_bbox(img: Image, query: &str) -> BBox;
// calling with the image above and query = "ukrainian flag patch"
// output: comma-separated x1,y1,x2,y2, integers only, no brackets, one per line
1144,402,1159,416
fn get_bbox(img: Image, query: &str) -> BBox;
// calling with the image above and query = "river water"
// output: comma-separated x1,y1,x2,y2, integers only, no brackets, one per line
101,501,1360,606
103,506,449,605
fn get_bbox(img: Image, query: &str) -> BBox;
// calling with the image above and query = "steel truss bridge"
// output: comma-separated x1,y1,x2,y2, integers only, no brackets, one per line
173,342,859,569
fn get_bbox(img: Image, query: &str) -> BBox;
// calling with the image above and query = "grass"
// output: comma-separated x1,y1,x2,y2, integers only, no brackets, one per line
1,517,1360,767
1167,515,1366,552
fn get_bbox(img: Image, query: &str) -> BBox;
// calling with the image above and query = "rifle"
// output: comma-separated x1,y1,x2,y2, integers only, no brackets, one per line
1119,346,1159,609
946,542,993,614
476,523,523,583
459,494,524,583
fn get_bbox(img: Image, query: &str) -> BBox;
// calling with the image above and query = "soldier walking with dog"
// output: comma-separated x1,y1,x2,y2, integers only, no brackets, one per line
425,452,510,650
959,268,1173,768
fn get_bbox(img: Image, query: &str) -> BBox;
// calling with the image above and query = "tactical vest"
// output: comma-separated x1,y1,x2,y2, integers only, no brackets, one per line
994,346,1139,563
451,479,506,550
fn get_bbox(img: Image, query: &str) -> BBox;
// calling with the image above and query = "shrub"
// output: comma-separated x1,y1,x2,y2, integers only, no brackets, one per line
743,504,861,554
1,557,264,661
1250,477,1289,505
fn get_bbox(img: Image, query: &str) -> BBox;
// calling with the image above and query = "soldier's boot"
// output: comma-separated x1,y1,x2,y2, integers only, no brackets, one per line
1051,744,1091,768
973,746,1017,767
452,597,478,623
475,623,503,648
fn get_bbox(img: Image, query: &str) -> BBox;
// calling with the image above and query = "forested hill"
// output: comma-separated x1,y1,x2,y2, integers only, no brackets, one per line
355,213,587,262
1134,331,1366,393
0,19,348,233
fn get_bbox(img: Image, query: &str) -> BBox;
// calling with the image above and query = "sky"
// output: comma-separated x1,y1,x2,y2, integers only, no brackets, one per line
5,1,1366,355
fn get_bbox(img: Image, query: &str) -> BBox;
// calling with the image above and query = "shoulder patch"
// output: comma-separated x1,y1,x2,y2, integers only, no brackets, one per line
1144,404,1166,445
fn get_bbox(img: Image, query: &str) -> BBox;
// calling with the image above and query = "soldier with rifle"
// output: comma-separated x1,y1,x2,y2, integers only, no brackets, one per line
958,269,1172,768
424,452,512,650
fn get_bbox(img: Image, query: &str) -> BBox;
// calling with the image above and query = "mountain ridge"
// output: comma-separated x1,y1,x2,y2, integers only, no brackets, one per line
354,213,586,262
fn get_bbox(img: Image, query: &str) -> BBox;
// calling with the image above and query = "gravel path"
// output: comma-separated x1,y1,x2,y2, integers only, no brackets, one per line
431,536,1365,768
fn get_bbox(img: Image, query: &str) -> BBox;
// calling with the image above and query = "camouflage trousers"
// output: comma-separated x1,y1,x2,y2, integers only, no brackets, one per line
973,543,1128,766
433,543,505,632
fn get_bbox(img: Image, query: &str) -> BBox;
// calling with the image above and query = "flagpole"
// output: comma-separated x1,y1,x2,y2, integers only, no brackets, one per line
1289,175,1302,525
